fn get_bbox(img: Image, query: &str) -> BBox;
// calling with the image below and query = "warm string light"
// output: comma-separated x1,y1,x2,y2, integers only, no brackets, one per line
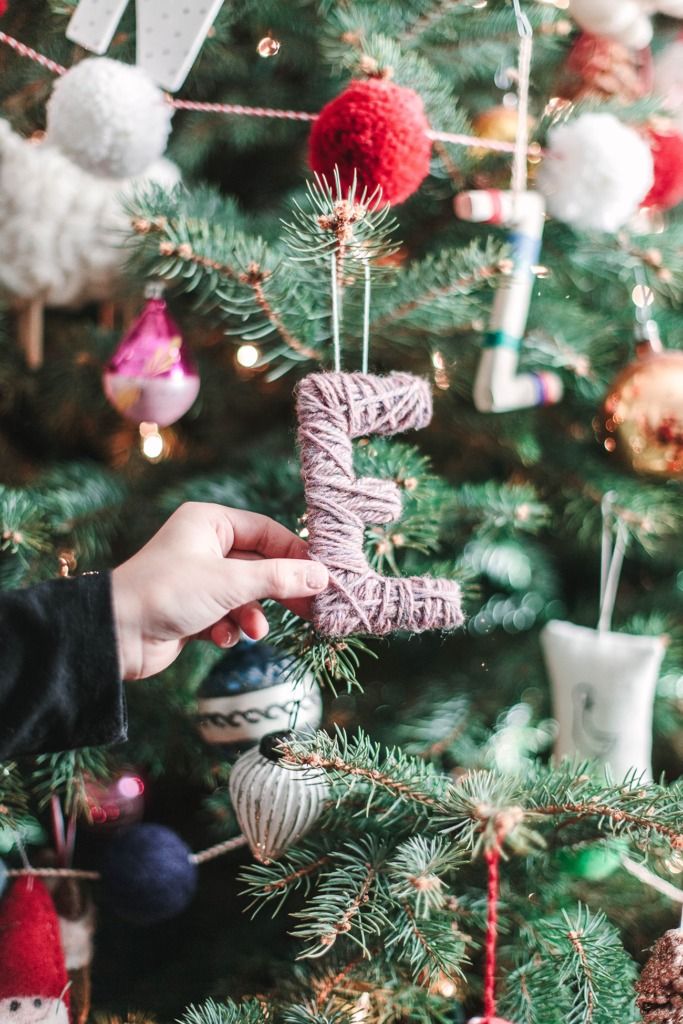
0,30,544,157
139,421,165,461
236,343,260,368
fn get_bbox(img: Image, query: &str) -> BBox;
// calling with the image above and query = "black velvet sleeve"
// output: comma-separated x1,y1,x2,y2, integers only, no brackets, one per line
0,572,127,758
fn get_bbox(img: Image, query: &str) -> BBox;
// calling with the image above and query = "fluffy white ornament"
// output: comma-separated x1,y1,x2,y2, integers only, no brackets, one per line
46,57,173,178
0,119,180,306
569,0,683,48
537,113,653,233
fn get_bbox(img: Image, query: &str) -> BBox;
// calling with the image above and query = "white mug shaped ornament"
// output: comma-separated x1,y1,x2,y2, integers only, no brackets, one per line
540,619,665,782
66,0,224,92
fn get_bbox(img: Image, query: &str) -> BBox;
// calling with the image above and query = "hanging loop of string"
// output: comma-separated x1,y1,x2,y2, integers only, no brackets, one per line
598,491,628,634
362,258,371,374
483,843,502,1020
511,0,533,201
331,253,342,373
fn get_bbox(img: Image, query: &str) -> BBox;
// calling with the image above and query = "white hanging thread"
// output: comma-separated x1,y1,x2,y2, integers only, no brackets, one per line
598,491,629,634
511,0,533,202
621,856,683,908
362,258,371,374
331,252,342,373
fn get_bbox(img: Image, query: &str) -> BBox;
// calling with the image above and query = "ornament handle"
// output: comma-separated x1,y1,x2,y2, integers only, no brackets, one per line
633,265,664,356
598,491,628,633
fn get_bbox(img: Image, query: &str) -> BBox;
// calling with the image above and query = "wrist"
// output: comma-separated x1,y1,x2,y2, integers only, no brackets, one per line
111,566,144,680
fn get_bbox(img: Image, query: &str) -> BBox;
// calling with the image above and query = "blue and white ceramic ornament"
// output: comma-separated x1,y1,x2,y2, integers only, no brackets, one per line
193,642,323,760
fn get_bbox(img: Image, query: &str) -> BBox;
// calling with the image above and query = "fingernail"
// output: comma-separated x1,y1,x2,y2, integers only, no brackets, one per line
218,623,237,647
306,563,328,591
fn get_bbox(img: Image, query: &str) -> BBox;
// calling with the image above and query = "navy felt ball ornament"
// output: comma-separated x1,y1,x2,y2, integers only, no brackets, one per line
193,641,323,760
99,823,197,925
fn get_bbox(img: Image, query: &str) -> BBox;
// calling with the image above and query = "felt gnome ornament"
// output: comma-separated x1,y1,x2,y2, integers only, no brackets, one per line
0,877,70,1022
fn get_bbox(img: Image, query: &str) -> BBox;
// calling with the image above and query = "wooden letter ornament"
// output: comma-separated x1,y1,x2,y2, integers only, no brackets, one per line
296,372,463,637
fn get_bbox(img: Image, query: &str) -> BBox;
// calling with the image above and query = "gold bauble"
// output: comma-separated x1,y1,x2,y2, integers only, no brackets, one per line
602,349,683,477
470,105,535,159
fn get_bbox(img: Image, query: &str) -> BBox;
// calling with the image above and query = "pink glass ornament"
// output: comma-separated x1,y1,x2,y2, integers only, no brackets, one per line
83,772,145,830
103,290,200,427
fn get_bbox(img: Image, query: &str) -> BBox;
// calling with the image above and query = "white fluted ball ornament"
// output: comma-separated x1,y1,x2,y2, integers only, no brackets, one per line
46,57,173,178
229,732,328,863
537,113,653,232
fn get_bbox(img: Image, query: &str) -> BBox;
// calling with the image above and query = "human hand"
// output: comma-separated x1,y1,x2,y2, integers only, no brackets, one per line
111,502,328,680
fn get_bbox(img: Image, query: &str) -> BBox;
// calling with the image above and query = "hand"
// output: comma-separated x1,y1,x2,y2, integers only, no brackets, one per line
111,502,328,680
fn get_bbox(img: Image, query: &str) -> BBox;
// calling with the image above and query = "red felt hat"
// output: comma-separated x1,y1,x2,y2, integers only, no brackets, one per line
0,878,70,1008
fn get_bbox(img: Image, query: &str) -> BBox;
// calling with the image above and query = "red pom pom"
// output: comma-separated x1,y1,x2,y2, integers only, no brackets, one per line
0,2,7,16
309,78,432,206
642,127,683,210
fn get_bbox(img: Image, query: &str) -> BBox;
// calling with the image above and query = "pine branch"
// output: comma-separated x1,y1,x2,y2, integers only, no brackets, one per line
131,220,319,362
32,749,110,816
290,837,387,958
242,844,334,915
500,905,638,1024
0,762,29,831
281,730,449,811
179,999,267,1024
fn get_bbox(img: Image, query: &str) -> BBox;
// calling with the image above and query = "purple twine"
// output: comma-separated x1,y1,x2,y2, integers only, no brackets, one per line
296,372,463,637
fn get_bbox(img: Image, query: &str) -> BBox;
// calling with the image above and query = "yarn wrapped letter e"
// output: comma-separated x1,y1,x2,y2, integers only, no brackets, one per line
296,372,463,637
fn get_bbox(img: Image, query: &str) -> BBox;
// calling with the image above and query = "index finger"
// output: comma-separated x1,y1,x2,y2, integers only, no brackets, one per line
225,508,309,561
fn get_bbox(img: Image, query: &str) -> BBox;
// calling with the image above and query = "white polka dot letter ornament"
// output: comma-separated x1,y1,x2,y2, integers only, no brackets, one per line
66,0,225,92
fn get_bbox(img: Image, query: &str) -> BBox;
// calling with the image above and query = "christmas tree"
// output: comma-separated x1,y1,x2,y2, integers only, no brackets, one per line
0,1,682,1022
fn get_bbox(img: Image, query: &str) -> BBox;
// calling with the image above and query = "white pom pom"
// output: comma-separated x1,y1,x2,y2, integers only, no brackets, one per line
46,57,173,178
568,0,653,48
537,113,653,233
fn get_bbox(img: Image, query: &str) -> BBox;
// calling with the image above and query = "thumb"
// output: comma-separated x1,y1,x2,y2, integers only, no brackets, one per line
219,557,329,606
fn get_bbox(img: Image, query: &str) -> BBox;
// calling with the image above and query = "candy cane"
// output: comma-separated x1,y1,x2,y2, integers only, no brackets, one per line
66,0,224,92
455,189,563,413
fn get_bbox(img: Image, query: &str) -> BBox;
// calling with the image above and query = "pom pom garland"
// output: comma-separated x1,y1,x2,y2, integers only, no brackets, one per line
537,112,654,232
99,823,197,925
309,78,432,206
46,57,173,178
642,127,683,210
